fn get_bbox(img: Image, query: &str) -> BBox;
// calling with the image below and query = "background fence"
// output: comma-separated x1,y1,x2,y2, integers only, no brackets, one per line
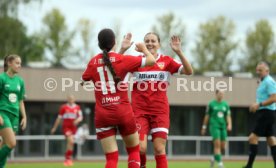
9,135,272,160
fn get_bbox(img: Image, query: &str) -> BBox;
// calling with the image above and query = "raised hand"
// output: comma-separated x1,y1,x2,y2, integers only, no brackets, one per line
121,33,133,51
170,35,182,53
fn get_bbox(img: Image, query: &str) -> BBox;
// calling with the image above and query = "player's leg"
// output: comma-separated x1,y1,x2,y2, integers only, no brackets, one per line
64,134,74,166
120,115,141,168
150,114,169,168
122,132,140,168
0,113,16,168
267,136,276,168
136,115,150,168
97,127,118,168
152,135,167,168
266,110,276,168
244,111,266,168
210,127,222,167
72,142,77,160
244,133,259,168
218,128,228,168
62,127,75,166
139,135,148,168
220,140,226,168
100,135,118,168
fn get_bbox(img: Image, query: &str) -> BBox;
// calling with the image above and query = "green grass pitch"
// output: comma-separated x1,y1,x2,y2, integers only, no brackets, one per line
7,160,273,168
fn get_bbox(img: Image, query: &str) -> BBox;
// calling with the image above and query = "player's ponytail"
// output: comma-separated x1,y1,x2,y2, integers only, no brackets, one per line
98,28,120,83
3,54,20,72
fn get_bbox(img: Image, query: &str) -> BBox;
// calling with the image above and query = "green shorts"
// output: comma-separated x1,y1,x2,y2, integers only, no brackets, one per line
0,112,19,133
209,126,227,141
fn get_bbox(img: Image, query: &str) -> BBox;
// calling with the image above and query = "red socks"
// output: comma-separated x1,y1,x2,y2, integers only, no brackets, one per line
65,150,73,160
155,154,168,168
140,153,147,168
105,151,119,168
126,145,140,168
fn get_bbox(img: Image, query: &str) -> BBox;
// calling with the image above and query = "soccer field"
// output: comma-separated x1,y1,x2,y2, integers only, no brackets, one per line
6,161,273,168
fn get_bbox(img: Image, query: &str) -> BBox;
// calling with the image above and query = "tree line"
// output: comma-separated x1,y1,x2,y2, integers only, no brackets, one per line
1,0,275,74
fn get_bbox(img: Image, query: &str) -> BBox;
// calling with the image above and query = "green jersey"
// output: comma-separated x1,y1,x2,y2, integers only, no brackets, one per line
206,100,230,128
0,72,25,117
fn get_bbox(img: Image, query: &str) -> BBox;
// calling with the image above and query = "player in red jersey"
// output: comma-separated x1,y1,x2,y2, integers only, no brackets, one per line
51,95,83,166
120,32,193,168
82,28,155,168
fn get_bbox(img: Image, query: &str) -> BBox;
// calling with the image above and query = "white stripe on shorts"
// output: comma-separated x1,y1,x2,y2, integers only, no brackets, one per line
150,127,169,134
96,126,115,133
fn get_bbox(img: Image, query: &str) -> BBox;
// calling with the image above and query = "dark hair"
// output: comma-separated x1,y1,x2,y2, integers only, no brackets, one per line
144,32,161,43
98,28,120,83
3,54,20,72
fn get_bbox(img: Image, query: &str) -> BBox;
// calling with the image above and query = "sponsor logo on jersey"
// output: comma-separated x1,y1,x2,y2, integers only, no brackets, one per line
63,113,77,119
157,62,165,69
102,96,121,105
133,71,170,82
8,93,17,103
5,84,10,88
217,111,224,118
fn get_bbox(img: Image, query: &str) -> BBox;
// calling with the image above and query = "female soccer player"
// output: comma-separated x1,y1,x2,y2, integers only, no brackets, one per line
51,95,83,166
201,89,232,168
0,54,27,168
82,28,155,168
120,32,193,168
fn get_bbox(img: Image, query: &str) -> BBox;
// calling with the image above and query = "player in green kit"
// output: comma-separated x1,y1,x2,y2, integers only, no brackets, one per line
201,89,232,168
0,55,27,168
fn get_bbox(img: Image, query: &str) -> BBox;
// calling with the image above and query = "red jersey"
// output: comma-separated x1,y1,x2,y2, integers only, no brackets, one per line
132,54,183,115
58,103,82,128
82,52,145,125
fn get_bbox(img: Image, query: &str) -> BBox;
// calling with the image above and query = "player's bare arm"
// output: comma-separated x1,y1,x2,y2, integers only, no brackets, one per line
20,100,27,130
227,116,232,131
51,118,61,134
170,35,193,75
201,115,209,135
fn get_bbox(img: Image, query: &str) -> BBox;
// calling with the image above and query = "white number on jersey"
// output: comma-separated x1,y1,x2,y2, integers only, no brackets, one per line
97,66,116,95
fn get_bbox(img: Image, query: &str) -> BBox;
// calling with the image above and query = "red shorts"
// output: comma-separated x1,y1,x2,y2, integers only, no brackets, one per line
135,113,169,141
62,125,77,137
95,108,138,140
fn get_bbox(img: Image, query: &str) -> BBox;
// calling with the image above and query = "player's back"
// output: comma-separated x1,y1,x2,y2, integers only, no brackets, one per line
82,52,143,123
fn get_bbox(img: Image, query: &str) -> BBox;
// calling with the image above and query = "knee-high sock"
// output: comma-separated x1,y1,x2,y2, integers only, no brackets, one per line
140,153,147,168
65,150,73,160
126,145,140,168
155,154,167,168
270,145,276,168
245,144,258,168
105,151,119,168
0,145,12,168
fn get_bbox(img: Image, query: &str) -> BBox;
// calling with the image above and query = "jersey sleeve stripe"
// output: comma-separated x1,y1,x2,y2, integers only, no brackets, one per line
176,65,184,74
141,57,146,67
